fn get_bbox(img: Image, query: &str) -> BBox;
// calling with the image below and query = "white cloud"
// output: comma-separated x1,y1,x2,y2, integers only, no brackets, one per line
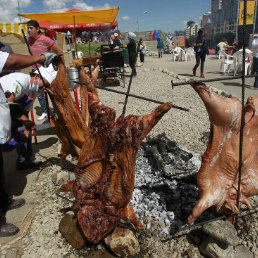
44,0,112,12
0,0,32,22
43,0,72,12
122,16,130,21
95,3,111,9
73,1,94,11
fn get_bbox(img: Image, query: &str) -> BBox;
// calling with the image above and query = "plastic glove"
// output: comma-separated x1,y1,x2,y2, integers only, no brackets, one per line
40,53,58,68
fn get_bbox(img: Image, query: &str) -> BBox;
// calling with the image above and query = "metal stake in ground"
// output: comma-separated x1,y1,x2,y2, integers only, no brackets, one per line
236,0,247,222
74,80,189,111
171,74,258,88
122,73,134,116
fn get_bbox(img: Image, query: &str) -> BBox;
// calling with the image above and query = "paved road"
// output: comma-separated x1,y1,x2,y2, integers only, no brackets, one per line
144,54,258,101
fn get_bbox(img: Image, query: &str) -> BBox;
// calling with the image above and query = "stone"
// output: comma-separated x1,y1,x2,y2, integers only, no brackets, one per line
202,220,239,246
88,250,114,258
104,227,140,257
136,62,143,67
124,67,130,73
233,245,253,258
52,171,70,185
143,68,150,72
59,214,85,250
199,237,234,258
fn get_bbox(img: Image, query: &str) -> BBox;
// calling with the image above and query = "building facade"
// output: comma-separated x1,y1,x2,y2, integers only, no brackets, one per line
185,22,201,39
211,0,258,45
201,12,212,41
211,0,239,36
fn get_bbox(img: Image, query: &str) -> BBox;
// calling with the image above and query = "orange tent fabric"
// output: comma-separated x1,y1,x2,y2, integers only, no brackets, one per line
18,8,119,24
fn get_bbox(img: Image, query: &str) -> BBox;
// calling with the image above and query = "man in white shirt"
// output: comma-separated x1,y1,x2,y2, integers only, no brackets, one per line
0,50,57,237
251,36,258,89
0,65,57,169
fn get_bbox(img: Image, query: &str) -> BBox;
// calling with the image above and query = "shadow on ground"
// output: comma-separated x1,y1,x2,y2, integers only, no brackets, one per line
178,73,194,77
222,82,253,88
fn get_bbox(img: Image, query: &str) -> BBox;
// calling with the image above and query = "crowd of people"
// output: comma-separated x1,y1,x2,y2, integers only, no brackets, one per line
216,39,241,56
0,20,59,237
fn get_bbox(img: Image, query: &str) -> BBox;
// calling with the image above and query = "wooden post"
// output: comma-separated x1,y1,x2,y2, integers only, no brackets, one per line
73,16,78,59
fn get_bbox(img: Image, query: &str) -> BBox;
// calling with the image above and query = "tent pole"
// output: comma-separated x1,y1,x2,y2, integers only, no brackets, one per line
89,33,92,78
73,16,78,59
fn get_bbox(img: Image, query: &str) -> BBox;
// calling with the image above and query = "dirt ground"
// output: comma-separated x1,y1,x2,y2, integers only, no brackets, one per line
0,36,257,257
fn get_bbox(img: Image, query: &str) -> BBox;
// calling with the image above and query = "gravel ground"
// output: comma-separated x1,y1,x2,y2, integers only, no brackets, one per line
0,55,257,257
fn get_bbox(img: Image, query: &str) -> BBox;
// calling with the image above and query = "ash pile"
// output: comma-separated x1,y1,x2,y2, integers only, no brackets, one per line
131,133,201,234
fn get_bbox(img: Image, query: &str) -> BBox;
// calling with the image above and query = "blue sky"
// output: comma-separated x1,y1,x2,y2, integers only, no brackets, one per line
1,0,211,33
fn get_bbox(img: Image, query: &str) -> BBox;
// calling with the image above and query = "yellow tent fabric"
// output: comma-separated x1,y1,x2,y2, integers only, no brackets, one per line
0,23,27,36
19,8,119,24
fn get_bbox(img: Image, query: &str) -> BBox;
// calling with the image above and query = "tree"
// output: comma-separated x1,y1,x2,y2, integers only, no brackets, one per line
185,35,195,47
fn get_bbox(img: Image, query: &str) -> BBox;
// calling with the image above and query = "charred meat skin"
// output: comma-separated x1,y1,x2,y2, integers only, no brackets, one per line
49,62,172,243
188,83,258,224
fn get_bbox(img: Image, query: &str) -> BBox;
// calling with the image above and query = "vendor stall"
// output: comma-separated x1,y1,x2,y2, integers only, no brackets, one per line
19,7,119,56
37,9,118,33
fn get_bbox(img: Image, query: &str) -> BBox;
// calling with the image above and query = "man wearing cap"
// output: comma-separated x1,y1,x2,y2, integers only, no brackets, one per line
0,50,57,236
113,33,121,48
0,65,57,169
27,20,62,121
127,32,137,76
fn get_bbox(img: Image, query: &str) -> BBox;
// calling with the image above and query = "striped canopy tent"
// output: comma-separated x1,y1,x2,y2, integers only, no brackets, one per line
0,23,28,42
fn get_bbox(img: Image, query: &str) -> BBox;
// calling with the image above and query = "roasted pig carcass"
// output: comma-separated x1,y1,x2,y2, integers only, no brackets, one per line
48,62,172,243
188,83,258,224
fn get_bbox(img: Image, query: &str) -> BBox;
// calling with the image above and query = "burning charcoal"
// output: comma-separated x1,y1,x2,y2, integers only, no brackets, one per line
145,145,164,171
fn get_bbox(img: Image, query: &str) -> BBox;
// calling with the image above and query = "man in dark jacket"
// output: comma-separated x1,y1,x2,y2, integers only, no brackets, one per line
127,32,137,76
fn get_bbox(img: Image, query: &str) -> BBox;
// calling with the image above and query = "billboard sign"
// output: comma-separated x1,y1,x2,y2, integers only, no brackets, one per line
239,0,256,25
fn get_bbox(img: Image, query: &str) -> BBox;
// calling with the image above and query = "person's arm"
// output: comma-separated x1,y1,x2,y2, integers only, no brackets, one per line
5,92,15,103
51,43,62,55
193,39,203,47
4,54,45,70
192,39,197,47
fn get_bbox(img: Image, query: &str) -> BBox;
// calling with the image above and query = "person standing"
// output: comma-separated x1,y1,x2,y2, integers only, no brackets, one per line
192,29,208,78
157,38,164,58
138,38,146,63
127,32,137,76
217,39,229,52
113,32,121,48
251,36,258,90
0,50,57,236
27,20,62,121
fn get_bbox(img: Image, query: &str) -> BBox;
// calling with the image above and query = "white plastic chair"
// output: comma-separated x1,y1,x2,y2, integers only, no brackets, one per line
172,47,182,61
184,48,195,62
220,51,233,74
218,50,223,60
233,51,253,76
76,51,83,59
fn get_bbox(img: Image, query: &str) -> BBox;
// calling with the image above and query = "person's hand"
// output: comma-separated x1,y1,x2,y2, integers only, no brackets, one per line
40,53,58,67
22,119,36,131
